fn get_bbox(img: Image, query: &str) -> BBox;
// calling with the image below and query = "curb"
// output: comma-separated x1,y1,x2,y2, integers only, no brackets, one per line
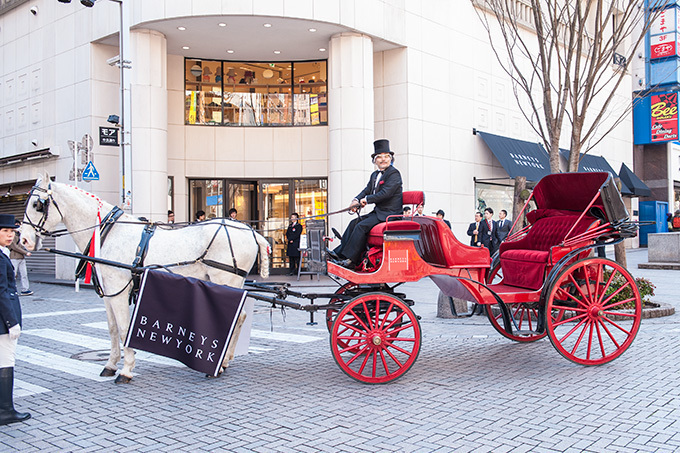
638,262,680,270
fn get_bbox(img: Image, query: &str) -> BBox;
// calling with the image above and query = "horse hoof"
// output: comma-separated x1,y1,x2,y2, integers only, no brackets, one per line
114,374,132,384
100,368,116,377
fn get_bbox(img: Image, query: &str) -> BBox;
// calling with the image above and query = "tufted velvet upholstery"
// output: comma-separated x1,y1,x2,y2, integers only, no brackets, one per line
367,220,421,247
499,212,598,290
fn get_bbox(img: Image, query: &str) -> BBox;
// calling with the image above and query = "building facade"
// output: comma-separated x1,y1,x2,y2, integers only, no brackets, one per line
0,0,637,276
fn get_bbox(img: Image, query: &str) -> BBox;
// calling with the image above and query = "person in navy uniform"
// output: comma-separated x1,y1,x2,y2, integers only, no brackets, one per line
479,207,500,255
286,213,302,275
0,214,30,425
435,209,451,229
332,139,403,269
496,209,511,242
467,212,483,247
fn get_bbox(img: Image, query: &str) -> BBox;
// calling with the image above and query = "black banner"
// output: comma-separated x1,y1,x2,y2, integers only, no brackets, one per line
125,270,247,376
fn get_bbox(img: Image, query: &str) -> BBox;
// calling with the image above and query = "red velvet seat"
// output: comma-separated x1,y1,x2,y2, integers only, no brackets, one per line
499,211,598,290
367,220,421,247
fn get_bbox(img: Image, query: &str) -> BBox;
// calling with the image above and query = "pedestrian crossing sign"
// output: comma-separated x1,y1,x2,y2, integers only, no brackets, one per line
82,161,100,181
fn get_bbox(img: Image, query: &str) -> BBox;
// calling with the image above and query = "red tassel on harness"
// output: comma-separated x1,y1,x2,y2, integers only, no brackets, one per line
84,229,96,284
84,211,101,284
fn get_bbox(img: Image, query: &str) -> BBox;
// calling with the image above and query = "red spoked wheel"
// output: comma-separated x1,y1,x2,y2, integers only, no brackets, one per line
485,262,547,342
325,283,357,333
330,292,421,384
545,257,642,365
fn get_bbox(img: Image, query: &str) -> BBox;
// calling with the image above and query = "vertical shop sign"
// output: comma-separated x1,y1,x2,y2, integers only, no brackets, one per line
650,7,679,60
651,92,679,142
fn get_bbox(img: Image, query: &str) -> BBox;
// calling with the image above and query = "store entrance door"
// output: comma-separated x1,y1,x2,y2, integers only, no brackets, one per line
227,181,257,227
260,181,290,271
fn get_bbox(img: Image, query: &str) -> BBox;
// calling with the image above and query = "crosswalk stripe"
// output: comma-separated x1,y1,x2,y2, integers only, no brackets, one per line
15,379,50,398
22,329,182,367
17,345,110,382
84,321,314,348
24,308,106,319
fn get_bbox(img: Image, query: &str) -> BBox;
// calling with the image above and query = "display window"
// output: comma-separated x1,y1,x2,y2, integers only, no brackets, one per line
188,177,327,272
185,59,327,127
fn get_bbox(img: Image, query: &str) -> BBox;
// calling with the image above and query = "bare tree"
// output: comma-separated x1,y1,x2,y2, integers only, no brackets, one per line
472,0,669,172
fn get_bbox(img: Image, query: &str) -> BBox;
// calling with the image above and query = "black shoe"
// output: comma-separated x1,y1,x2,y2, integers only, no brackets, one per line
326,248,340,260
333,258,355,270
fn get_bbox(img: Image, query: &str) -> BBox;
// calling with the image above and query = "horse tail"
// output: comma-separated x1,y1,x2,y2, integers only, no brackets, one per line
255,233,270,278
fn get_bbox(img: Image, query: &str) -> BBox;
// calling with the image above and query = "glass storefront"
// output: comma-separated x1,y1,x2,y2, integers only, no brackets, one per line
185,59,327,127
189,177,327,272
475,182,514,218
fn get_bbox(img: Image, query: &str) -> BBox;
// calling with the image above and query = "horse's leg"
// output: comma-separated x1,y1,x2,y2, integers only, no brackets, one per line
106,293,135,384
219,312,247,373
100,298,121,377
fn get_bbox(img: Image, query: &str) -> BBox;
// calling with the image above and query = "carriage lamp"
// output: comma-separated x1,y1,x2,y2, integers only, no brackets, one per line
107,114,120,126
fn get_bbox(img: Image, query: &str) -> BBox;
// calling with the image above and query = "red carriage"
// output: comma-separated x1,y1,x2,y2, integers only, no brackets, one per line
317,172,642,383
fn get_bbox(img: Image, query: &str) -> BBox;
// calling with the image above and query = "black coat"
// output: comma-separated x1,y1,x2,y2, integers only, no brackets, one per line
286,223,302,257
467,222,481,247
0,252,21,334
496,218,512,242
479,219,500,254
355,165,403,221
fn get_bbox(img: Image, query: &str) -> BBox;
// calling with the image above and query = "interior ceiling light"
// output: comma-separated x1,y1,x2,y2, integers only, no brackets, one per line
218,23,227,27
263,23,272,28
177,26,186,31
273,50,281,54
182,46,190,50
309,28,317,32
319,48,326,52
227,50,235,54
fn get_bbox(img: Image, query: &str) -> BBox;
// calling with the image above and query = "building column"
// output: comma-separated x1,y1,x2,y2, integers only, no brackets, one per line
129,29,168,220
328,33,375,233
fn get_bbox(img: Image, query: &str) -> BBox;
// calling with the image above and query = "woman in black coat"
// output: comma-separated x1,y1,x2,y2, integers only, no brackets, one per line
285,213,302,276
0,214,30,425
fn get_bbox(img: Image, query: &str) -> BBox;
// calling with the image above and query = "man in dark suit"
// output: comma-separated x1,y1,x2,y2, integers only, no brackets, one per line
467,212,483,247
286,213,302,275
332,139,403,268
496,209,511,242
479,207,500,255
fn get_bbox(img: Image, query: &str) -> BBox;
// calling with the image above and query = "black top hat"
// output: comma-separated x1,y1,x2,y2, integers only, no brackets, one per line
371,139,394,158
0,214,19,229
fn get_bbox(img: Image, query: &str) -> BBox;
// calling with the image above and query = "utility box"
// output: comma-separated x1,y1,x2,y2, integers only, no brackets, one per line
639,200,669,246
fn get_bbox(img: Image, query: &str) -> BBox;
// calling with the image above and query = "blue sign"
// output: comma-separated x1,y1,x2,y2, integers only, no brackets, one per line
206,194,222,206
82,161,100,181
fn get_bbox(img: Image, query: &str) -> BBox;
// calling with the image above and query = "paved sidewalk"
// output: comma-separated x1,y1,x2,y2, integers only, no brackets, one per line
1,248,678,452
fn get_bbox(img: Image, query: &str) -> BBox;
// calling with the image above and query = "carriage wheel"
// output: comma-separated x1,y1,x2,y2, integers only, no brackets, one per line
485,262,546,342
325,283,357,333
545,257,641,366
330,292,421,384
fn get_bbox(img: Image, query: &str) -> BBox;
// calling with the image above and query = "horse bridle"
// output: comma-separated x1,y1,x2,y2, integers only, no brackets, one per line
24,183,65,237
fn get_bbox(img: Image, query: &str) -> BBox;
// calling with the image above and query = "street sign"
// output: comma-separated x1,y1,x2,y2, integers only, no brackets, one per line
99,127,119,146
82,161,100,181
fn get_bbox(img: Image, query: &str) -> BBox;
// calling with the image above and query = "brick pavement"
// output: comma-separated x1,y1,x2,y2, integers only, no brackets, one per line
0,248,678,451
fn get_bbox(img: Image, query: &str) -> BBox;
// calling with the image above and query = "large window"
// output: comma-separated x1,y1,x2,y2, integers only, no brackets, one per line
185,59,327,127
188,178,327,272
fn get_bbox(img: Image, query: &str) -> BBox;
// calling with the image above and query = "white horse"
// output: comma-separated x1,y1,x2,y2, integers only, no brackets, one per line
19,174,269,383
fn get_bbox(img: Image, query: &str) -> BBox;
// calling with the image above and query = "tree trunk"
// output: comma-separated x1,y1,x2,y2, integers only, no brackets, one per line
512,176,527,234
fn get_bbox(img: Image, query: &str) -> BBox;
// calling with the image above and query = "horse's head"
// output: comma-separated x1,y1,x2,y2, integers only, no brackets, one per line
21,172,62,251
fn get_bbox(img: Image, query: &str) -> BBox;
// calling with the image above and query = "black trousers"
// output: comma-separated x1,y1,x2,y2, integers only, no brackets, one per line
288,256,299,274
334,211,382,264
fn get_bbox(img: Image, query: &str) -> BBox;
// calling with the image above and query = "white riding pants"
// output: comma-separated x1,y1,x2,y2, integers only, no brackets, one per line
0,334,17,368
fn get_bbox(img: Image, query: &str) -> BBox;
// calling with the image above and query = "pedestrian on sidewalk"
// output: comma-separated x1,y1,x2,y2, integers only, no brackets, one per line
0,214,31,425
9,220,32,296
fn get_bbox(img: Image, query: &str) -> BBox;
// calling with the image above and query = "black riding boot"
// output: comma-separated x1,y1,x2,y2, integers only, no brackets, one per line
0,367,30,426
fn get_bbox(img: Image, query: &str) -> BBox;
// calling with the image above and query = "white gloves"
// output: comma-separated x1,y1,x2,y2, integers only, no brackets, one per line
8,324,20,341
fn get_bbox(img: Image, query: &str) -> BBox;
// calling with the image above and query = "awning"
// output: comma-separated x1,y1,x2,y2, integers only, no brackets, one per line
477,131,551,182
559,150,632,194
618,163,651,197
